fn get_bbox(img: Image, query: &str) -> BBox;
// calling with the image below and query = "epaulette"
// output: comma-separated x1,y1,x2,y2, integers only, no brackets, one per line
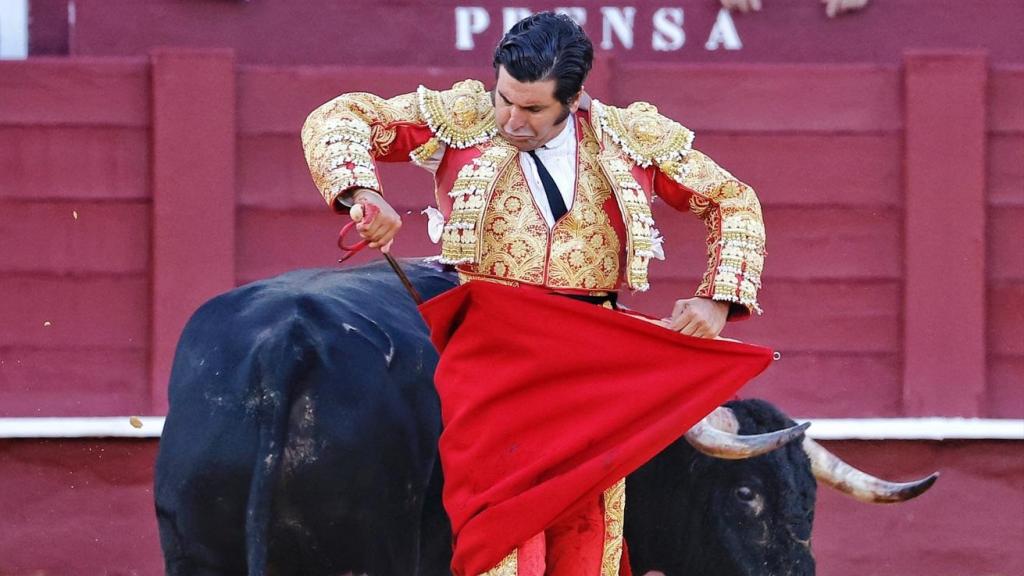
417,79,497,149
591,100,695,167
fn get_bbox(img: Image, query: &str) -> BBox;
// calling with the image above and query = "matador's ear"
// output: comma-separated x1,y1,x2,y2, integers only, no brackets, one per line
576,91,591,112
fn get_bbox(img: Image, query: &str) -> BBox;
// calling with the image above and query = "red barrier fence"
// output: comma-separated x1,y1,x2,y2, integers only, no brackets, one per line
0,437,1017,575
0,51,1021,420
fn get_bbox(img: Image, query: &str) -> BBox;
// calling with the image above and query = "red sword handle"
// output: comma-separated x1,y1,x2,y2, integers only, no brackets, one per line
337,203,381,262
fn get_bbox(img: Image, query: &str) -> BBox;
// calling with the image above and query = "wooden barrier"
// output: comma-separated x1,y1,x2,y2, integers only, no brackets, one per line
149,49,237,413
0,53,1020,421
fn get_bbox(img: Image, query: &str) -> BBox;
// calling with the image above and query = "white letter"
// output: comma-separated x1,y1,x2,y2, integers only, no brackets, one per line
555,7,587,27
600,7,636,50
652,7,685,52
455,7,491,51
0,0,29,59
705,8,743,51
503,7,533,33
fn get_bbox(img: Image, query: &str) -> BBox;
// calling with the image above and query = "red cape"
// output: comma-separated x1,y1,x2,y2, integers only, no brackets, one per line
419,282,774,576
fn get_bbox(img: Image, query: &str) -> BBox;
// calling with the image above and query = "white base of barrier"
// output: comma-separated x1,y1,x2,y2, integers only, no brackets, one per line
0,417,1020,440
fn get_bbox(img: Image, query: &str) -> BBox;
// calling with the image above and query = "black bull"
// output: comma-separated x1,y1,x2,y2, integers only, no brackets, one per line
154,259,914,576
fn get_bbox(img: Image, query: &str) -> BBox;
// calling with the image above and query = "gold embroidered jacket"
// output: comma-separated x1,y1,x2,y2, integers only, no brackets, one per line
301,79,765,315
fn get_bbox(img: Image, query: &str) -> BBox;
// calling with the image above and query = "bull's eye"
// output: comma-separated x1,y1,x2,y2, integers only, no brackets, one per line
735,486,756,502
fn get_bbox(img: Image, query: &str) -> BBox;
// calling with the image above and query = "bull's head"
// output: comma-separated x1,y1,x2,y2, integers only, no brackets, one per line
626,399,938,576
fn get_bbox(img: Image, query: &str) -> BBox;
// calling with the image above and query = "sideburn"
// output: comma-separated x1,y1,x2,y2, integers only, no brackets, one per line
554,104,571,125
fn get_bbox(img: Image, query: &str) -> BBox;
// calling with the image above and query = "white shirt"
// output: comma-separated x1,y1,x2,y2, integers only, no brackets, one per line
518,117,577,229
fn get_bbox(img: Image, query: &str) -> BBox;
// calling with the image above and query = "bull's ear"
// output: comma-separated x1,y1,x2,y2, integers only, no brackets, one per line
803,437,939,503
685,408,809,460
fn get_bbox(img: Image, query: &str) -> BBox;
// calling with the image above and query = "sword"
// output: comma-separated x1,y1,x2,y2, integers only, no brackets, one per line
338,203,423,305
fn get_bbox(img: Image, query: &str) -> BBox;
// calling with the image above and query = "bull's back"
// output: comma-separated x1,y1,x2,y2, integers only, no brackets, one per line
155,260,457,575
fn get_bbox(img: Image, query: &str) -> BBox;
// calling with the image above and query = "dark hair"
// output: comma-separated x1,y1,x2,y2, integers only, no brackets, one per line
493,12,593,106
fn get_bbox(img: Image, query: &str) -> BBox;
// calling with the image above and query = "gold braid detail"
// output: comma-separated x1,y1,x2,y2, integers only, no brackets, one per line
440,143,517,265
677,150,765,314
301,92,422,206
409,137,441,167
599,152,657,291
600,479,627,576
477,158,548,284
592,100,694,167
479,549,518,576
418,79,497,149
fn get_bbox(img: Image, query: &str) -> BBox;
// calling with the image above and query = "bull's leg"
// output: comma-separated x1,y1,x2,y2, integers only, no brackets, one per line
260,379,433,576
264,436,429,576
417,457,453,575
156,433,258,575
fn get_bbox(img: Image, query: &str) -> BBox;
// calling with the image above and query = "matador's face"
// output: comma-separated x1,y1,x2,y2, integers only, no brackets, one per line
494,66,580,152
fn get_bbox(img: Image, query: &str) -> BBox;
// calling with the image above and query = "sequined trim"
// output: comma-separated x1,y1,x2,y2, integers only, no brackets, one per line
681,151,765,314
599,153,657,291
479,549,517,576
301,114,379,205
440,144,517,265
409,137,441,167
301,91,423,206
457,270,522,287
592,100,694,168
601,479,627,576
418,80,497,149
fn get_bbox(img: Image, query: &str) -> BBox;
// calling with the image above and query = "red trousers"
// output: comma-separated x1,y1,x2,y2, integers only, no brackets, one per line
481,480,628,576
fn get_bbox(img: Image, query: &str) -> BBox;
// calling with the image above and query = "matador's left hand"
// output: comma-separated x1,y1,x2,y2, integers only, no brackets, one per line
664,297,730,338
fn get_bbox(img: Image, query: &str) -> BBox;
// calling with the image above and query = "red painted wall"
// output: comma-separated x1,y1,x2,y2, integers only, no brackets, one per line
0,439,1019,575
2,55,1021,420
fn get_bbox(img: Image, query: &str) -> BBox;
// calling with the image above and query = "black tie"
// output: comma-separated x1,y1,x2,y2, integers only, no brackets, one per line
527,150,569,222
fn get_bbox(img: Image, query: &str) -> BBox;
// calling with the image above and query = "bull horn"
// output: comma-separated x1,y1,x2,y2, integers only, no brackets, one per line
684,407,811,460
803,437,939,503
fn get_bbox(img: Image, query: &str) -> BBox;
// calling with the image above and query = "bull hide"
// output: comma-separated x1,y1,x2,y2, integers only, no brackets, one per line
627,398,816,576
155,259,816,576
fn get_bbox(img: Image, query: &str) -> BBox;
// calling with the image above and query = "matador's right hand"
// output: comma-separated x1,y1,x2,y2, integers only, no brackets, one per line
350,189,402,253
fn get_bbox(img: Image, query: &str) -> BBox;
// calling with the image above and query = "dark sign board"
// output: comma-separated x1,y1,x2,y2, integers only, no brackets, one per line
47,0,1024,65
